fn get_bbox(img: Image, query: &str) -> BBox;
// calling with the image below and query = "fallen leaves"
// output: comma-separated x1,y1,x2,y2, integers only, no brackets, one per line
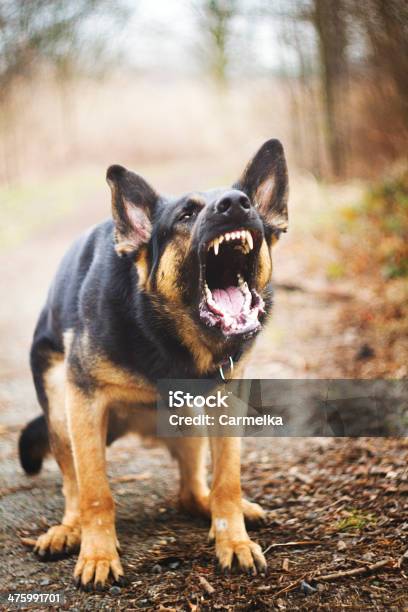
13,439,408,609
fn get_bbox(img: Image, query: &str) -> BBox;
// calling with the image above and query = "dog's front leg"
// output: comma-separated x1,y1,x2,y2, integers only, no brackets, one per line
209,437,267,575
66,382,124,590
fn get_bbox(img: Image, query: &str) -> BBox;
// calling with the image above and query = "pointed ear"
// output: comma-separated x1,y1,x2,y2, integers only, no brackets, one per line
106,165,159,256
234,139,288,231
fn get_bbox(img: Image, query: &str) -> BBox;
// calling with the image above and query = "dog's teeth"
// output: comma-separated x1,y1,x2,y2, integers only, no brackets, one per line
218,235,224,244
240,230,246,240
214,238,219,255
225,233,231,241
246,231,253,251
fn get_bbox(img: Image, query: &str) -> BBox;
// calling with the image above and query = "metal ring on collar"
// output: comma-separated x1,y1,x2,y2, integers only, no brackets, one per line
219,356,234,382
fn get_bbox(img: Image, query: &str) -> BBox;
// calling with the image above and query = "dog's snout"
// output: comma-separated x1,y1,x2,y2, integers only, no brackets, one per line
215,190,251,217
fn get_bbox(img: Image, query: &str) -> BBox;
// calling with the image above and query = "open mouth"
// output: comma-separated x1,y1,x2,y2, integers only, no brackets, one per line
198,229,265,337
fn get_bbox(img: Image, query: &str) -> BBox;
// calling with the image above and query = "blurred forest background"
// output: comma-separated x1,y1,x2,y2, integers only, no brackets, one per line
1,0,407,182
0,0,407,376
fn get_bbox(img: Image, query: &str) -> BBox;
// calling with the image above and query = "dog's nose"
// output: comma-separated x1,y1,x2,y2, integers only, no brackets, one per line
215,190,251,217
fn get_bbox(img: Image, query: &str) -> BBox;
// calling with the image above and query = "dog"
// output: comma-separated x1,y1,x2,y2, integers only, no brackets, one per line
18,139,288,589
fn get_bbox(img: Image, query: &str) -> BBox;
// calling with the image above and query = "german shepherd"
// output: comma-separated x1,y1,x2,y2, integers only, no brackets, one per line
18,139,288,590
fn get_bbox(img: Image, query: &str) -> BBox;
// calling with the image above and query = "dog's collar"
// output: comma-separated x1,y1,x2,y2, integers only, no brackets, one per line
217,349,243,382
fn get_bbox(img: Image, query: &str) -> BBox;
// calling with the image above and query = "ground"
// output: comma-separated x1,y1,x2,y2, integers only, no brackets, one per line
0,165,407,610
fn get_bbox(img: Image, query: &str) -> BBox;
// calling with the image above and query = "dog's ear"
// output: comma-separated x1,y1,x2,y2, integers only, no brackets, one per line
234,139,288,231
106,165,159,256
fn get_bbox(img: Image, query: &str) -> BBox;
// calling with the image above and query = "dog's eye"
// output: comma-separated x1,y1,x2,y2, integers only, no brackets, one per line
178,207,197,222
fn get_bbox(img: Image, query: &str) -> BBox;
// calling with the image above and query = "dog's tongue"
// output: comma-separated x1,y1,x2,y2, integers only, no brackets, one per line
212,287,246,315
200,282,265,335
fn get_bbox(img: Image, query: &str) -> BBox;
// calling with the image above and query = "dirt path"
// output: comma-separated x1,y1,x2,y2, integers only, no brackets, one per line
0,169,406,610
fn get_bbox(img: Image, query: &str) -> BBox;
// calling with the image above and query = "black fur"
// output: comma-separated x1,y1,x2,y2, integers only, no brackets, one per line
19,415,49,475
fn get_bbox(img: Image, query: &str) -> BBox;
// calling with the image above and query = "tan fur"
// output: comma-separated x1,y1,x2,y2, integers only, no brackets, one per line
156,241,185,302
165,432,265,525
149,295,218,374
90,356,157,404
44,355,66,441
135,247,149,288
203,378,267,572
66,380,124,587
34,354,81,557
175,313,217,373
208,436,266,572
112,404,157,438
256,239,272,291
150,235,221,374
65,383,112,517
166,437,210,515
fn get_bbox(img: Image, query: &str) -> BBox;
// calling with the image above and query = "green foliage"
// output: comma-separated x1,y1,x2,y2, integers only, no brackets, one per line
363,166,408,279
336,509,377,532
340,164,408,279
326,261,345,280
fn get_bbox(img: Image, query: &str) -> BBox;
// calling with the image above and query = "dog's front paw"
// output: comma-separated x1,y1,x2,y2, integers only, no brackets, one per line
34,524,80,559
242,499,267,524
74,535,124,591
215,536,267,575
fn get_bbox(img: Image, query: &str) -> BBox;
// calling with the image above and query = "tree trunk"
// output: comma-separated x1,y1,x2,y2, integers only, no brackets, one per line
311,0,348,178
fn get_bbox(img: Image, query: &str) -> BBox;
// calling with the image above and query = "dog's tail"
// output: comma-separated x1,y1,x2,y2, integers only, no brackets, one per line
18,415,50,475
